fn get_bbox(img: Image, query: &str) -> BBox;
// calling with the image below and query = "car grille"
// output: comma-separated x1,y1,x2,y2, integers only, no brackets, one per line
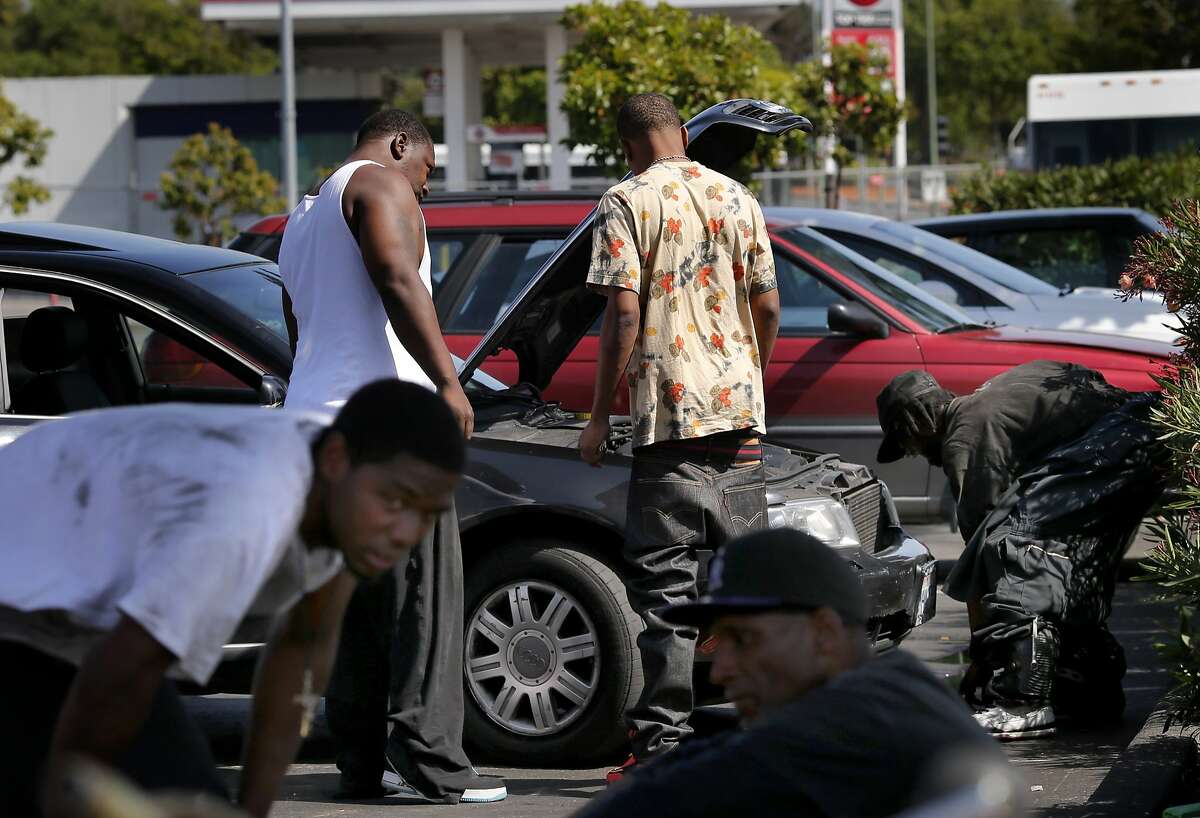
843,482,882,553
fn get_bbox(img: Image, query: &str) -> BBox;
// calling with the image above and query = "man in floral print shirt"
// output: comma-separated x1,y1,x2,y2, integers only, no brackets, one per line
578,93,781,781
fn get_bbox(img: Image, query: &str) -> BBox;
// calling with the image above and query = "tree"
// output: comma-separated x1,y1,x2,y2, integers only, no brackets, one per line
0,85,53,216
160,123,286,246
0,0,277,77
902,0,1076,161
558,1,804,175
483,67,549,127
1072,0,1200,73
793,41,905,207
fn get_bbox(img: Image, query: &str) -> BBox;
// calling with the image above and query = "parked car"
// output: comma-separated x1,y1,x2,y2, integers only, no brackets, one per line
912,207,1163,291
0,99,936,765
774,207,1177,344
469,201,1170,522
233,205,1170,522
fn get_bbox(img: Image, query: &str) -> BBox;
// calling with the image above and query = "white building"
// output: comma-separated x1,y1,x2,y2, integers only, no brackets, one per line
0,72,382,238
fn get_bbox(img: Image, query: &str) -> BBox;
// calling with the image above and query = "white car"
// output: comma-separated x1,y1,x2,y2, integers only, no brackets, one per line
767,208,1180,344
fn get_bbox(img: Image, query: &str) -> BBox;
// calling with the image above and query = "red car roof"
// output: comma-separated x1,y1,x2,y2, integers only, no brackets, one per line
241,196,597,236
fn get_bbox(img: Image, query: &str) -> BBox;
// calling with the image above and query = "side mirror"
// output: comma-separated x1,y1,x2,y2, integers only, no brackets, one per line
827,302,890,339
259,374,288,407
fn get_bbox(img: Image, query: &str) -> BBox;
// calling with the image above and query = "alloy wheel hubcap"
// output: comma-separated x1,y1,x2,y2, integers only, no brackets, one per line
465,580,600,736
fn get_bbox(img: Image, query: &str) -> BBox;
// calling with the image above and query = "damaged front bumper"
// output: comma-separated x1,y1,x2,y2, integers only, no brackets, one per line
854,527,938,644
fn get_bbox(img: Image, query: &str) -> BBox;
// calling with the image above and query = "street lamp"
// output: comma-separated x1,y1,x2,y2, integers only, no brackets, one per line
925,0,938,165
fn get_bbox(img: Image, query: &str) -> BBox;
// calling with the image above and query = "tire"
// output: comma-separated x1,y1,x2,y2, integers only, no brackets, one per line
462,540,643,766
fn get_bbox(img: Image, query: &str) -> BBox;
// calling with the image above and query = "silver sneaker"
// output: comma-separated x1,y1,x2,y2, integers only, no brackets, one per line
974,703,1056,740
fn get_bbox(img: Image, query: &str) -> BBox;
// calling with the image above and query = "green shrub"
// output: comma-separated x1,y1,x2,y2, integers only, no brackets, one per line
951,149,1200,216
1123,200,1200,729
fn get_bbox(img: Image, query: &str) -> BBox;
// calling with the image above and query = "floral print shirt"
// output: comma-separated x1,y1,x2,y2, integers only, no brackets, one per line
586,160,777,448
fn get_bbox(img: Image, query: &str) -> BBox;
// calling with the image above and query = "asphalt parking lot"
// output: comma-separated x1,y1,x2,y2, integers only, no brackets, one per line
189,523,1174,817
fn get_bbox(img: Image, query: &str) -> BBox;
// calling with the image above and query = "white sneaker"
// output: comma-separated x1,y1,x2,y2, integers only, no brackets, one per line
381,768,508,804
460,782,508,804
973,703,1056,740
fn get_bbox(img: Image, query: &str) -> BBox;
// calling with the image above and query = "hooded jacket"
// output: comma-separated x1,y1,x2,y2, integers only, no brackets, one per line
940,360,1129,540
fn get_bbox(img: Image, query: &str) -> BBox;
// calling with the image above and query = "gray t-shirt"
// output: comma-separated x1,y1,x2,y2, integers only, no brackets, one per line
573,649,1004,818
0,404,342,684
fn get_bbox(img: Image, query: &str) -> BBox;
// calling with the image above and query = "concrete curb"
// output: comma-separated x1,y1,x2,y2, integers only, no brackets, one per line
1068,705,1196,818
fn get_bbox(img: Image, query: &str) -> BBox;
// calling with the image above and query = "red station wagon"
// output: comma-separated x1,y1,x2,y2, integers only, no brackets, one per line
234,195,1169,520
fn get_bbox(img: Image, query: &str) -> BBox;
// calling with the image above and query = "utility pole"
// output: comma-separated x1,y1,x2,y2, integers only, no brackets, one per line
893,0,908,220
820,0,837,208
925,0,938,165
280,0,299,206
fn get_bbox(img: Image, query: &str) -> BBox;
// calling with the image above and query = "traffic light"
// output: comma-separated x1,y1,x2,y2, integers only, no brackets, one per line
936,115,952,158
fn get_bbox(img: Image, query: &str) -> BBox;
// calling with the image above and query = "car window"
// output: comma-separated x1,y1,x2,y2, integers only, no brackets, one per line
228,232,282,261
775,254,842,333
228,233,466,299
185,265,287,338
1,289,77,410
445,238,562,332
965,227,1115,290
875,221,1060,296
818,231,1001,308
0,280,263,418
776,226,977,332
125,316,252,390
427,238,468,294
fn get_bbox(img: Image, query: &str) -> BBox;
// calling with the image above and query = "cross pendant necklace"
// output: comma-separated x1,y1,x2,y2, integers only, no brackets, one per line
294,668,320,738
292,587,328,739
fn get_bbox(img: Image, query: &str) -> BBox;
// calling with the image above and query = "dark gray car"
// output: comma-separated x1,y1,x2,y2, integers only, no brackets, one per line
0,100,935,766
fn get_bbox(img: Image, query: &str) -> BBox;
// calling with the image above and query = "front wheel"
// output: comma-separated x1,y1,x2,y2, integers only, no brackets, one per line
462,541,643,766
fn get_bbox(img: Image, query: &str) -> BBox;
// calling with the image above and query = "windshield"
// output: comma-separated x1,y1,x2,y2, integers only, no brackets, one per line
185,263,511,390
185,264,289,338
778,226,978,332
874,221,1060,296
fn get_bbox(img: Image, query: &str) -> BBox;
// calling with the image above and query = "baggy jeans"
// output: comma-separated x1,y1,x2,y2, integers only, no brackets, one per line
325,500,480,802
623,444,767,760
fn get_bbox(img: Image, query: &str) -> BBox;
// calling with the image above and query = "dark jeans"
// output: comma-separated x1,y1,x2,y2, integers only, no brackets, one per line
0,641,228,817
325,501,480,802
624,440,767,759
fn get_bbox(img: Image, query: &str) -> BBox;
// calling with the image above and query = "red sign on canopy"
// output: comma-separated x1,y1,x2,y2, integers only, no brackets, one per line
830,27,897,79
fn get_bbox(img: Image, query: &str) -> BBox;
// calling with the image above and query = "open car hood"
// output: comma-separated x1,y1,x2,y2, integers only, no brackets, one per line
459,99,812,389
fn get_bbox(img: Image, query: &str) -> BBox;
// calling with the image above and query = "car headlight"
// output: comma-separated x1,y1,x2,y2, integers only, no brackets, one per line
767,497,861,549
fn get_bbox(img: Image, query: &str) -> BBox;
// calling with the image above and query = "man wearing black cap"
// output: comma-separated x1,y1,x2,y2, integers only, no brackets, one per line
571,529,1004,818
876,361,1165,739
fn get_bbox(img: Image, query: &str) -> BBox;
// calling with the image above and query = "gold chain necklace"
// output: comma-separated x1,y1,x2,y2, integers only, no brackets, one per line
649,154,690,168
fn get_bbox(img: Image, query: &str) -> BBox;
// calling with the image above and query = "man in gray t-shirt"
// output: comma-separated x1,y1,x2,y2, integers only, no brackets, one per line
573,529,1009,818
0,380,464,818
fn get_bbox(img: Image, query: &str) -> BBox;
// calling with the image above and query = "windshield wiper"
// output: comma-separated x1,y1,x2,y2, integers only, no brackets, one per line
935,321,991,334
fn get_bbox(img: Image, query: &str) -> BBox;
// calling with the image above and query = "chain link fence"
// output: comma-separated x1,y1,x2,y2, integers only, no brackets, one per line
752,163,989,220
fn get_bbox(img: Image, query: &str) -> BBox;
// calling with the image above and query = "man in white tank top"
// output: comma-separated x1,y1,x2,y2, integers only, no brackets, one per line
277,110,504,804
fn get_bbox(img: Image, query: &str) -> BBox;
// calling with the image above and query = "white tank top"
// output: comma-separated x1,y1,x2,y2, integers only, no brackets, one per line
278,159,435,413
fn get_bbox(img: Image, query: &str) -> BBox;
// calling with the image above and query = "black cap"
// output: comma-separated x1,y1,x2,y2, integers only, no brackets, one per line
660,528,868,626
875,369,942,464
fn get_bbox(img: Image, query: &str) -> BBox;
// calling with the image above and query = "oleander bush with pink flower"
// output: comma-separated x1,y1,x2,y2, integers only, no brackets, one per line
1123,199,1200,727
